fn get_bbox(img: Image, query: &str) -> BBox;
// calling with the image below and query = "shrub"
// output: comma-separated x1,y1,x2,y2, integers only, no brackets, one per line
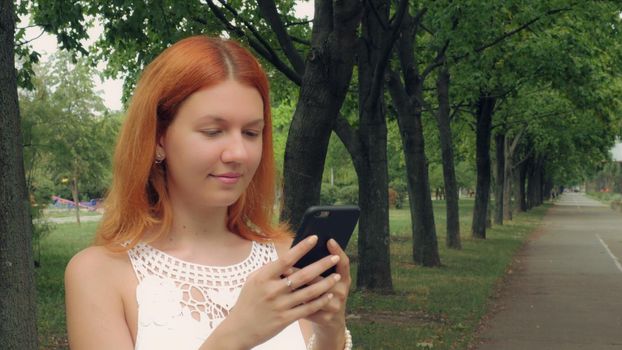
336,185,359,205
320,185,340,205
388,188,399,208
389,179,408,209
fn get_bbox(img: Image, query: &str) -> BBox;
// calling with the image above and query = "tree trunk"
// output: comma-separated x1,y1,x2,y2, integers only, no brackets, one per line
71,174,81,225
436,69,460,249
471,94,496,239
0,0,39,347
494,133,505,225
280,0,361,228
405,103,440,266
486,191,493,229
518,159,528,212
352,0,394,290
334,0,408,290
503,136,513,220
526,155,540,209
352,126,392,290
387,75,440,266
544,176,553,201
386,10,440,266
537,162,545,205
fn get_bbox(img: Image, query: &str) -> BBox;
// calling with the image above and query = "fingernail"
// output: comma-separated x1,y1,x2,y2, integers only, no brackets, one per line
330,255,340,263
327,293,334,299
333,274,341,282
307,235,318,245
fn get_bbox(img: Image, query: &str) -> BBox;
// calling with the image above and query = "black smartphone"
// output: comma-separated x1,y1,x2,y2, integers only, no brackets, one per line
291,205,360,277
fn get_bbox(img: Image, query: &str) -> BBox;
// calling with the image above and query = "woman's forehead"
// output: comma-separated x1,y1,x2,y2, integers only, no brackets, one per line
176,81,264,122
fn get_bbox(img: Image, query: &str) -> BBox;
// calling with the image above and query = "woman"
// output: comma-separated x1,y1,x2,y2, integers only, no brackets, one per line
65,36,352,350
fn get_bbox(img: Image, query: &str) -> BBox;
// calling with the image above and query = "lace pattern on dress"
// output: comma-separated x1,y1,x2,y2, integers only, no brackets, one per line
128,241,278,333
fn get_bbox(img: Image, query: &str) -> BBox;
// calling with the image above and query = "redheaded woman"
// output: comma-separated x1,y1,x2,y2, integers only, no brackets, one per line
65,36,352,350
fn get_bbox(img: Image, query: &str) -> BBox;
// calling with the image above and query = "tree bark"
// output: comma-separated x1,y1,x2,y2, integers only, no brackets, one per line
404,95,440,266
280,0,361,229
352,0,392,291
0,0,39,347
518,159,528,212
536,161,544,206
503,136,513,220
387,9,441,267
333,0,407,290
544,176,553,201
503,130,523,220
471,93,496,239
494,133,505,225
71,175,81,225
526,155,542,209
436,68,460,249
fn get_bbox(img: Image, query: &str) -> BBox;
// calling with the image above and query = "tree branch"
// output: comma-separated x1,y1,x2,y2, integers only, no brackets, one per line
290,35,311,46
422,40,449,79
422,15,458,79
333,114,362,165
509,127,526,156
451,6,573,63
397,8,427,96
16,29,46,47
386,69,411,118
367,0,409,107
474,7,571,54
203,0,302,85
285,19,313,28
419,23,434,36
256,0,306,75
365,0,389,30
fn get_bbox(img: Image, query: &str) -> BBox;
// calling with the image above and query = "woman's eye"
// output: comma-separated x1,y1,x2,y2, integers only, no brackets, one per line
244,130,262,138
201,129,222,137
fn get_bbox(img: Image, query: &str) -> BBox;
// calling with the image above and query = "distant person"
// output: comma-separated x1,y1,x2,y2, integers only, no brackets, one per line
64,36,353,350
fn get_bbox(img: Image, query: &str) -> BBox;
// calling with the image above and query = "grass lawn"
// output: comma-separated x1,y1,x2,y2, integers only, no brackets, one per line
36,200,549,349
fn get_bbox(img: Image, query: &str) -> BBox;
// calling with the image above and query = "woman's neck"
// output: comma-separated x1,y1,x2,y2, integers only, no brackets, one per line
148,199,251,266
157,192,239,247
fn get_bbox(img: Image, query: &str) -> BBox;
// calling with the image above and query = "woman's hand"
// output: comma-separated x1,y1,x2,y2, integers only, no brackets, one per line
304,239,352,349
203,236,342,350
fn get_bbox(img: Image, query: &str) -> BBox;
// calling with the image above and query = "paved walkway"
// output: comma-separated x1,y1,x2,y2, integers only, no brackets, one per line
45,214,102,224
475,192,622,350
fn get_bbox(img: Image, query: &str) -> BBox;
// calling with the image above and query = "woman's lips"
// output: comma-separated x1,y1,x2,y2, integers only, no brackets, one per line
210,173,242,184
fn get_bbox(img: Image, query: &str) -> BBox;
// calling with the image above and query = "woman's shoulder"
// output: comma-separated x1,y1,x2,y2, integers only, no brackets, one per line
65,247,138,349
65,245,131,288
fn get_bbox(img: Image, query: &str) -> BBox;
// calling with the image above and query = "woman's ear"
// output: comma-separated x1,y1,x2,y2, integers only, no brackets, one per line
155,136,166,161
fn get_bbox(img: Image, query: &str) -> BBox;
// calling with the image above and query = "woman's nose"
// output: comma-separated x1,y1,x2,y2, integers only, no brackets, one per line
221,134,248,163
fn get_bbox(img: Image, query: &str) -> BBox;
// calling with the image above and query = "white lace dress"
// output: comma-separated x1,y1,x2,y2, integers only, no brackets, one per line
127,241,307,350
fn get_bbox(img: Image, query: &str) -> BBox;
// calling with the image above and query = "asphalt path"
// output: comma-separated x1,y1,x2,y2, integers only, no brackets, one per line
45,214,102,224
475,192,622,350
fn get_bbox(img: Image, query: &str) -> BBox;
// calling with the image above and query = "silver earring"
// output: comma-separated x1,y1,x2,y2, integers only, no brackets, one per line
155,153,164,164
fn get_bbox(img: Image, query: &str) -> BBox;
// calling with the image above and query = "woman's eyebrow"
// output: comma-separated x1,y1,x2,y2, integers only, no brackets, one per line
245,119,265,127
197,115,227,123
196,115,264,126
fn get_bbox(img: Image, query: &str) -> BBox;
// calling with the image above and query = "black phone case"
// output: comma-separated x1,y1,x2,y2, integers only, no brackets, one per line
291,205,360,277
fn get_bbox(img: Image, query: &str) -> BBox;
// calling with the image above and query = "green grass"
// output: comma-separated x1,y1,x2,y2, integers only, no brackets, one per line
36,222,98,349
35,200,549,349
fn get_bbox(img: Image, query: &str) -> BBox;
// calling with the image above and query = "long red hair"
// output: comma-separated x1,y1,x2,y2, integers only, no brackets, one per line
96,36,289,250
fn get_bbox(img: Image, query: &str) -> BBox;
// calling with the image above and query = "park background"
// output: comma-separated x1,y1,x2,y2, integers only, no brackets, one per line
3,1,622,349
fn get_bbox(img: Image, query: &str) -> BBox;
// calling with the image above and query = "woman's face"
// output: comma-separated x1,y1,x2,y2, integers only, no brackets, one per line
158,79,264,209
